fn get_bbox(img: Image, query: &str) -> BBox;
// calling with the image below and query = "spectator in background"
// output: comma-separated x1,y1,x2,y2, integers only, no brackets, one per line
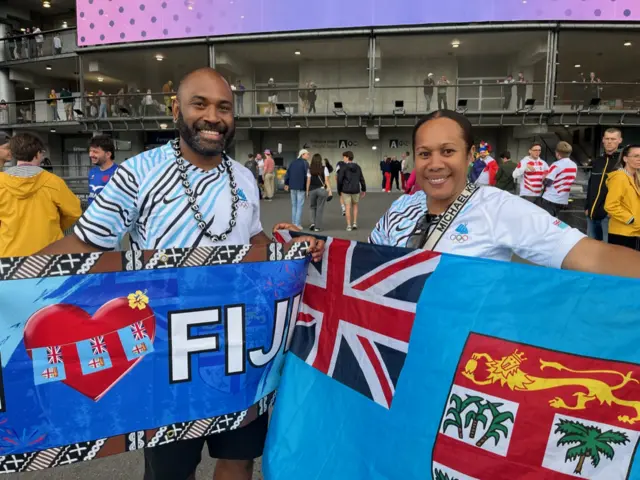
256,153,264,199
306,153,331,232
0,132,81,257
97,89,108,118
323,157,333,175
298,82,309,113
232,79,245,115
0,132,11,169
589,72,603,104
263,149,276,201
382,157,392,193
337,150,366,231
500,74,515,110
540,141,578,217
88,135,118,206
284,149,310,228
0,100,8,124
513,142,549,202
437,75,450,110
605,144,640,251
53,32,62,55
33,26,44,56
474,142,498,186
307,82,317,114
21,28,30,59
401,151,411,190
336,156,347,216
495,151,517,193
516,72,527,110
585,128,623,242
143,89,154,116
60,87,74,120
244,153,258,181
267,78,277,115
41,157,53,172
162,80,174,115
391,156,402,191
424,73,435,111
48,89,60,121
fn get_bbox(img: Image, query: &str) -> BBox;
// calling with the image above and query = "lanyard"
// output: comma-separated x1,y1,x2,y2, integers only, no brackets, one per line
420,183,479,251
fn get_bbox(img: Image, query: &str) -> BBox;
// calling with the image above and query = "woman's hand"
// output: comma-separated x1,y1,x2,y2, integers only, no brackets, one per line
271,223,324,262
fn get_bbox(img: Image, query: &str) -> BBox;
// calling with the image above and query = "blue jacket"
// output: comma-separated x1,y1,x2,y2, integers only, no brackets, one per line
284,158,309,191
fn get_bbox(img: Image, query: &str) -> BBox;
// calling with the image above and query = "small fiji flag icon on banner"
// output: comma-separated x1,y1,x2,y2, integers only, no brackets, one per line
76,336,113,375
117,321,154,361
32,346,66,385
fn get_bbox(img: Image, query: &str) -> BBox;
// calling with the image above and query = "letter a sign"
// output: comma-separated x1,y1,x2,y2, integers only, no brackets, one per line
389,139,399,149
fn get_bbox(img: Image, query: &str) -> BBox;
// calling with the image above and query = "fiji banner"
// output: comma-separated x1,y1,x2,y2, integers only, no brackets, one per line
265,237,640,480
0,242,307,474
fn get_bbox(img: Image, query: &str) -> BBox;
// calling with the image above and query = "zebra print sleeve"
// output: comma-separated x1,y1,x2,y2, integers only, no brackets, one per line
74,164,139,250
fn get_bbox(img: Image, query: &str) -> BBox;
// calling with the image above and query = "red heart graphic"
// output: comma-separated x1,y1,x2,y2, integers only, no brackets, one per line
23,298,156,401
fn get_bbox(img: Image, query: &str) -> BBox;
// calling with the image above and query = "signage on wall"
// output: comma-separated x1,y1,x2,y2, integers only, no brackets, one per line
306,140,359,150
77,0,640,47
389,139,410,149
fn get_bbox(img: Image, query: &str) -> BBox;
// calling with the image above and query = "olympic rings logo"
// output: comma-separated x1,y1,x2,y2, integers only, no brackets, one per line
450,234,469,243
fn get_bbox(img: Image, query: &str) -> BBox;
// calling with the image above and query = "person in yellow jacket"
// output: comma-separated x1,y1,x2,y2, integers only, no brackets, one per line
604,144,640,251
0,133,82,257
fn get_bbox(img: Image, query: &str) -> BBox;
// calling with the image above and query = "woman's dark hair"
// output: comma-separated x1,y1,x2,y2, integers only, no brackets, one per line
324,158,334,174
89,134,116,161
310,153,324,176
412,110,474,155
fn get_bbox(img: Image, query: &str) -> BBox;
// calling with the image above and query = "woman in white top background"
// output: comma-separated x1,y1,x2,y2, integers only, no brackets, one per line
306,154,332,232
367,110,640,276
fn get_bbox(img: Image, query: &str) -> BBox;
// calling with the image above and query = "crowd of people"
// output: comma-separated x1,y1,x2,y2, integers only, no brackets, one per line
4,27,63,60
1,65,640,480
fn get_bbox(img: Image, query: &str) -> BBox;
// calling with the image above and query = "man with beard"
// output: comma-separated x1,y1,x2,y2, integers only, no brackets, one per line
0,132,11,169
39,67,324,480
87,134,118,206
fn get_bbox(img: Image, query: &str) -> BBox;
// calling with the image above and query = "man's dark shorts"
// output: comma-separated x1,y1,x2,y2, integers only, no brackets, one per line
143,413,268,480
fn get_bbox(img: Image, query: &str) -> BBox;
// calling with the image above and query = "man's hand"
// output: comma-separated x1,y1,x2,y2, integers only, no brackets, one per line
284,185,289,192
271,223,324,263
361,192,366,198
585,209,589,216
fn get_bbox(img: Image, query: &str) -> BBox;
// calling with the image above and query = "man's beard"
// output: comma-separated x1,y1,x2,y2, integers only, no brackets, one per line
175,111,235,157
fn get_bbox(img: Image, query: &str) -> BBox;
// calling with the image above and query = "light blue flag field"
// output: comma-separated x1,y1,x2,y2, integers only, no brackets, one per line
265,237,640,480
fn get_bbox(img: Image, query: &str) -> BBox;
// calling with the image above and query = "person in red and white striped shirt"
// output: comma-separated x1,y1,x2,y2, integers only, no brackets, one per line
540,141,578,217
512,142,549,201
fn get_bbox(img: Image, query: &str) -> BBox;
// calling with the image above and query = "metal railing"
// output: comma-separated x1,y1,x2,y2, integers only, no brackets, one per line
3,81,640,126
0,27,77,61
554,81,640,111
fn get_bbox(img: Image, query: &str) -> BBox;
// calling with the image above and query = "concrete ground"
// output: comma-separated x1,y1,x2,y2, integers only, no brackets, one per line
4,191,402,480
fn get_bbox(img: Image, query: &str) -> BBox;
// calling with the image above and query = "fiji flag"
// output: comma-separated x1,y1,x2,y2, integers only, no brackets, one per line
117,321,154,361
76,336,112,375
264,238,640,480
32,346,66,385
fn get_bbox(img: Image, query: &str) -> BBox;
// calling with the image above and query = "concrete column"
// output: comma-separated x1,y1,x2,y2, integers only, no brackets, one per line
0,23,16,116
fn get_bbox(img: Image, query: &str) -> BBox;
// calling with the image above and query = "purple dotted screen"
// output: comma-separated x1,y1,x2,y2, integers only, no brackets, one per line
77,0,639,47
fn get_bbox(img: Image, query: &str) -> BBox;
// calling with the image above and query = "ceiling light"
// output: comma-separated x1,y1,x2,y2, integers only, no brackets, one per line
97,76,104,82
294,50,301,55
43,1,51,8
159,123,168,129
574,64,581,68
451,39,461,48
155,54,164,61
374,77,380,82
62,22,68,28
372,146,377,150
624,41,632,47
20,28,26,32
295,124,301,128
24,87,29,90
45,65,52,70
50,128,56,133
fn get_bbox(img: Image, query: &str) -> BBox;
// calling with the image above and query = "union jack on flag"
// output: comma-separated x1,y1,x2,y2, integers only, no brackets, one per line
288,237,441,409
90,336,108,355
130,322,148,341
46,346,63,364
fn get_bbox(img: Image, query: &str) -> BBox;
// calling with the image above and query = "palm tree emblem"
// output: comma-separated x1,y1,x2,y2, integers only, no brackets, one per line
465,400,490,439
434,469,459,480
555,419,629,475
475,401,515,448
443,393,482,439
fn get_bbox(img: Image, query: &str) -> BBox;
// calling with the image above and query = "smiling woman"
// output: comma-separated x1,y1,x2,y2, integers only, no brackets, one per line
368,110,640,279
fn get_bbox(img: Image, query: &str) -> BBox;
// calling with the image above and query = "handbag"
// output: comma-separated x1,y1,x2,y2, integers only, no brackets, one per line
318,174,333,202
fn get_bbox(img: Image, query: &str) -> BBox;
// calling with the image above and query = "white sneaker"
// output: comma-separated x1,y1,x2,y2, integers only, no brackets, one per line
346,226,352,232
352,224,358,230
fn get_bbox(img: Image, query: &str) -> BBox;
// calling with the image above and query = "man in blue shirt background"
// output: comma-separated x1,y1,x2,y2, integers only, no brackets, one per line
87,134,117,206
284,149,310,228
